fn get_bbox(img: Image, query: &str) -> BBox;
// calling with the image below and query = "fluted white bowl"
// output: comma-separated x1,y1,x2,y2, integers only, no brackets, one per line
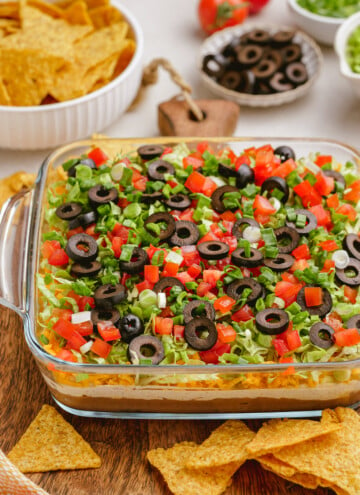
0,1,144,150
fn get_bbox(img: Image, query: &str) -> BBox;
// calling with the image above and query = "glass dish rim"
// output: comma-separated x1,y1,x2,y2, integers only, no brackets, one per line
25,136,360,375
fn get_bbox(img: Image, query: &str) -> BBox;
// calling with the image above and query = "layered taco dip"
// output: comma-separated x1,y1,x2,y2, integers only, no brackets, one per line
37,141,360,388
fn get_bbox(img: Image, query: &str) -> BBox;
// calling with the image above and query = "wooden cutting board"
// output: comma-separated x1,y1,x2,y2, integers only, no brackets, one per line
0,305,334,495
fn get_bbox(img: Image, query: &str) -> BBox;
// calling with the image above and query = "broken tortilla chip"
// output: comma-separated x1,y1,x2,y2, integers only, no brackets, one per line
64,0,93,25
7,405,101,473
88,4,122,28
186,421,255,470
258,454,320,489
147,442,238,495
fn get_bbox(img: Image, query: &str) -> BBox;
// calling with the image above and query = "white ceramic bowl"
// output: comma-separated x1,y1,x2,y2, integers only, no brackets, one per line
199,23,323,108
0,1,144,151
335,12,360,98
287,0,345,46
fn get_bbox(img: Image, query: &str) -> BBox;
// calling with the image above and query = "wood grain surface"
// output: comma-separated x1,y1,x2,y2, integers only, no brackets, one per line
0,305,334,495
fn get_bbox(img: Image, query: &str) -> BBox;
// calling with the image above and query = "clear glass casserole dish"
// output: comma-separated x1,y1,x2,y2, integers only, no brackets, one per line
1,137,360,420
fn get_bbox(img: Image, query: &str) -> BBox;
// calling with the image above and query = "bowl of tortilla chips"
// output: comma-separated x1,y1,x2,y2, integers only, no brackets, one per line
0,0,143,150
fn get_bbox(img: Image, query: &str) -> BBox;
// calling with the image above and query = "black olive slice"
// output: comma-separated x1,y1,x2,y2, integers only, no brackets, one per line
263,254,295,272
263,49,283,71
197,241,230,260
119,247,149,274
147,160,175,182
141,192,163,204
296,286,333,317
71,260,102,278
232,218,260,239
128,335,165,365
309,322,334,349
226,278,264,306
343,234,360,261
164,194,192,211
221,37,243,58
323,170,345,189
137,145,164,161
335,258,360,287
88,184,119,208
65,233,98,262
231,247,263,268
183,300,215,324
170,220,199,247
246,29,271,46
261,176,289,203
236,44,264,67
153,277,185,293
67,157,96,177
184,317,218,351
286,209,317,235
285,62,308,85
281,43,302,65
347,315,360,330
255,308,289,335
56,202,82,221
68,211,97,230
274,226,300,254
251,60,277,80
271,30,295,48
119,314,144,343
94,283,126,309
202,54,227,78
211,185,239,213
91,308,120,327
269,72,294,92
274,145,296,162
218,162,238,178
236,164,255,189
218,70,243,91
144,212,176,241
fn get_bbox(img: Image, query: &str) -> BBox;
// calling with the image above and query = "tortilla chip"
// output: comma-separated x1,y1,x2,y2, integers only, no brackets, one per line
147,442,238,495
112,38,135,77
272,408,360,495
258,454,320,489
64,0,92,25
0,2,19,19
246,417,342,457
7,405,101,473
88,5,122,28
28,0,65,19
0,79,11,105
186,421,255,470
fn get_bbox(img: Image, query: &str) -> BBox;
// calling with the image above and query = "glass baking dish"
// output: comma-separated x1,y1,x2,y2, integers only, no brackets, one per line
1,137,360,420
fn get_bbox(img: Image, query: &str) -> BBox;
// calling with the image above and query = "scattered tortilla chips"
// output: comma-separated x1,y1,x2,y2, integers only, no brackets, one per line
246,416,342,457
7,405,101,473
186,420,255,470
0,0,136,106
0,170,35,206
147,442,238,495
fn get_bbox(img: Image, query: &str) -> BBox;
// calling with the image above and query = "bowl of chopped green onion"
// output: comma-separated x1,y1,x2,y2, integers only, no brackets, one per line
335,11,360,97
287,0,360,46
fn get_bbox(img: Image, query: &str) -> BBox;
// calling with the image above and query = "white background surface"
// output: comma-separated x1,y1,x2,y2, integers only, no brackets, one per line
0,0,359,176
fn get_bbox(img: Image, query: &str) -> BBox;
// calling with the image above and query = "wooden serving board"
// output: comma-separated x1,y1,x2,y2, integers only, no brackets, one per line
0,305,334,495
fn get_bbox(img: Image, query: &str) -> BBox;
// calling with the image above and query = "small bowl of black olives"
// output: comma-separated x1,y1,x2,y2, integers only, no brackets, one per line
199,23,323,107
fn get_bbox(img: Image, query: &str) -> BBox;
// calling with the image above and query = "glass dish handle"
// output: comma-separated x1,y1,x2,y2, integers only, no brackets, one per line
0,189,33,315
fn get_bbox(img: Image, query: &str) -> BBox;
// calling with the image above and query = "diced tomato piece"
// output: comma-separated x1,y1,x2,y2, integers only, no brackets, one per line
48,248,69,266
326,194,339,209
66,226,84,239
42,240,61,259
292,244,311,260
334,328,360,347
91,338,112,358
161,147,173,156
173,325,185,339
197,141,210,154
55,349,77,362
221,236,238,254
66,331,87,351
337,204,357,222
97,321,121,342
253,195,276,215
52,308,73,321
344,180,360,202
136,280,153,293
321,259,335,273
183,155,204,170
231,304,254,322
198,231,219,244
144,265,159,284
111,237,123,258
305,287,323,307
155,316,173,335
324,312,343,332
199,340,231,364
314,171,334,197
53,318,77,340
163,262,179,277
196,281,212,297
210,223,224,238
178,208,195,222
344,286,358,304
273,338,290,357
181,246,201,266
285,329,302,351
184,171,206,193
294,180,322,207
88,147,109,167
203,269,223,288
290,259,309,273
281,272,298,284
272,158,296,178
275,281,303,306
255,148,274,167
112,223,129,242
118,197,130,208
175,271,194,285
214,295,236,313
202,177,218,197
217,323,237,343
279,356,295,374
187,264,201,279
234,154,251,171
74,320,93,336
319,240,339,252
309,205,332,227
315,155,332,167
133,177,147,191
254,213,270,225
78,296,95,312
220,211,237,222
